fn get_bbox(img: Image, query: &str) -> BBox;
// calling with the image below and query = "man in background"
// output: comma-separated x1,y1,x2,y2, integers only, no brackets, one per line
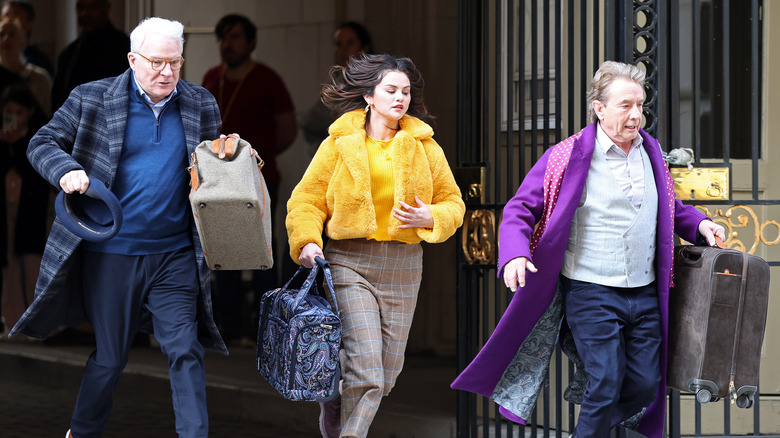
202,13,296,346
51,0,129,112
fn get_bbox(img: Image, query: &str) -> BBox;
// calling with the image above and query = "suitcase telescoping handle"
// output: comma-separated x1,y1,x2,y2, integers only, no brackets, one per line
289,256,339,317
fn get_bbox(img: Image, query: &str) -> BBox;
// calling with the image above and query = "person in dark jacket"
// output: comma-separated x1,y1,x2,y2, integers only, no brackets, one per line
50,0,129,112
0,83,49,335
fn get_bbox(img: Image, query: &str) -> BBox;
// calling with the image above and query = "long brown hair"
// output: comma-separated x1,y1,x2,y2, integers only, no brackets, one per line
321,53,433,125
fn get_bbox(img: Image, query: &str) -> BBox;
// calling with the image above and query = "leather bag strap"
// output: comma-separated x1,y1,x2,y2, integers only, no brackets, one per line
188,151,200,191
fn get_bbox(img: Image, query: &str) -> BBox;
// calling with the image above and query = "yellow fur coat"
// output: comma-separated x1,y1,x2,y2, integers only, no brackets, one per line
286,109,465,262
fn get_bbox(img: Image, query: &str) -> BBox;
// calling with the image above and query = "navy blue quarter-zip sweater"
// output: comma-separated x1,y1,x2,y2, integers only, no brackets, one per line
82,81,190,255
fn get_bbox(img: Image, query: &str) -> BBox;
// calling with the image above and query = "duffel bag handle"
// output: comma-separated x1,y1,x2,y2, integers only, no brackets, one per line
288,264,319,298
291,256,339,316
211,133,241,159
314,256,339,317
210,133,265,169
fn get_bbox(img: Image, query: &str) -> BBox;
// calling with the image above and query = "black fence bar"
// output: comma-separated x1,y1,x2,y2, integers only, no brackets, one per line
754,389,761,434
692,0,702,164
542,0,550,159
580,0,587,128
658,0,680,150
531,0,539,162
518,0,526,183
498,0,505,206
751,0,761,199
593,0,600,75
567,0,574,137
508,0,518,199
555,0,562,146
488,0,496,188
669,390,681,436
480,269,489,438
455,2,473,437
669,0,680,150
695,398,702,435
722,0,731,161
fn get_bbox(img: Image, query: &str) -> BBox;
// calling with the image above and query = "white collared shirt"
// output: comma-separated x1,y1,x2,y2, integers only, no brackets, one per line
132,73,177,119
595,122,645,210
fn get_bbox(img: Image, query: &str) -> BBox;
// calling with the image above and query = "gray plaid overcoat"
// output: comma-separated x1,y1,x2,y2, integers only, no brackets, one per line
9,69,228,355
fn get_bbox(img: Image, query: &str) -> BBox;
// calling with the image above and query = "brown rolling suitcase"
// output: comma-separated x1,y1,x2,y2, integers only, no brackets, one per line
188,134,273,271
667,240,770,408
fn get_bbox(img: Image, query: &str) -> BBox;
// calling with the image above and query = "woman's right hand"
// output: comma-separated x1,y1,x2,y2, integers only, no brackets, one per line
299,242,324,268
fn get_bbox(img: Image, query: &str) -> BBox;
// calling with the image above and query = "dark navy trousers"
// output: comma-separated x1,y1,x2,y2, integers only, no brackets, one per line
562,276,662,438
71,247,207,438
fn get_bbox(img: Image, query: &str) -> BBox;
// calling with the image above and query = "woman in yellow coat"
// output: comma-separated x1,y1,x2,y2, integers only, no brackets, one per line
287,53,465,438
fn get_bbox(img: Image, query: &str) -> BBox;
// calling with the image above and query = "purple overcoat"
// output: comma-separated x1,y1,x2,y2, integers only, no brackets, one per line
451,123,708,437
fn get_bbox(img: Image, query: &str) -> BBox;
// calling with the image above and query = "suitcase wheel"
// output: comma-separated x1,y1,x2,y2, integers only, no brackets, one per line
688,379,720,404
735,385,758,409
696,388,713,404
736,393,753,409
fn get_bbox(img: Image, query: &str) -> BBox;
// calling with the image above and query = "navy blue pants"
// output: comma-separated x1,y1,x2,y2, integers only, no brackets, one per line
562,276,661,437
71,247,207,438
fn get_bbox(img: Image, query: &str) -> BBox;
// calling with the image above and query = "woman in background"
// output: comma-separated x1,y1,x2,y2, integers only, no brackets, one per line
300,21,373,152
286,53,465,438
0,17,51,115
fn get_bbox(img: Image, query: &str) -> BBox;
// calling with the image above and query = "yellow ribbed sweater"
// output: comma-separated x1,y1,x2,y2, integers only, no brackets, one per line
366,136,395,241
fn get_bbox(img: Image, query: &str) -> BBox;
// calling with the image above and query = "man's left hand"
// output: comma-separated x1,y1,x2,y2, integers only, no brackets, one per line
698,220,726,247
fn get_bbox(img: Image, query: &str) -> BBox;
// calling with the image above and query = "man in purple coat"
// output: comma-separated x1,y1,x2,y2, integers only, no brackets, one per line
452,61,724,437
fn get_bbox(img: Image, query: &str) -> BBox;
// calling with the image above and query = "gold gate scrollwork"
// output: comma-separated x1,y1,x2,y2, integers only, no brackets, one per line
461,209,496,264
694,205,780,253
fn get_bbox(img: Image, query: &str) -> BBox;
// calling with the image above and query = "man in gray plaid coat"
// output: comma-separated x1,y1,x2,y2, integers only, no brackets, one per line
10,17,227,438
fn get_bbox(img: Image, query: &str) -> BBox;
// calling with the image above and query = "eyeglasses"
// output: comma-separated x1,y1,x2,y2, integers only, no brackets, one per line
134,52,185,71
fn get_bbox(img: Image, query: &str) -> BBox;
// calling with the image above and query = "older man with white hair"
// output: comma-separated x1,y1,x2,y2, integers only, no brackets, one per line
10,17,225,438
452,61,725,438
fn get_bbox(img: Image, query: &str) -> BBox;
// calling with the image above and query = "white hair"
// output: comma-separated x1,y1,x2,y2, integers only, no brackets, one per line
129,17,184,53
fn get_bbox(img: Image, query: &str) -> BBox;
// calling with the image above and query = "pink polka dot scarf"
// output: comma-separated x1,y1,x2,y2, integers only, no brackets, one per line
529,129,583,255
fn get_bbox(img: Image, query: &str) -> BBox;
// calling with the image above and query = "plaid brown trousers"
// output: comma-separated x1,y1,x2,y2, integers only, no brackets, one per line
324,238,423,438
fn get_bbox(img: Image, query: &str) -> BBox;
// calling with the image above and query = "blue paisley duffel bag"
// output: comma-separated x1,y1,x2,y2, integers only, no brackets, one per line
256,256,341,402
